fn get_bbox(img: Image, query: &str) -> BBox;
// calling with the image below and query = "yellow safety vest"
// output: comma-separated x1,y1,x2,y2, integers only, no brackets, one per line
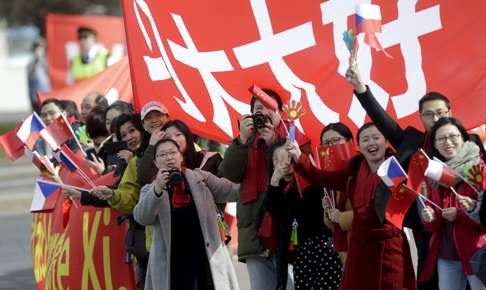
70,48,109,81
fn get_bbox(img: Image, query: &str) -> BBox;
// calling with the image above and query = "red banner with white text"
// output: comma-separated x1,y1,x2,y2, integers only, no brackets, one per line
31,194,136,289
46,14,126,89
122,0,486,144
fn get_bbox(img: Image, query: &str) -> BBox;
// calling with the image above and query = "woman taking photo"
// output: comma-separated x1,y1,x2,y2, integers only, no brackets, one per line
420,117,486,290
134,138,240,290
290,123,416,290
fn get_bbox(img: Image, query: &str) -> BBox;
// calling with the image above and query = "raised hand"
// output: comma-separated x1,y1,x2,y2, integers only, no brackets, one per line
345,64,366,94
88,153,105,175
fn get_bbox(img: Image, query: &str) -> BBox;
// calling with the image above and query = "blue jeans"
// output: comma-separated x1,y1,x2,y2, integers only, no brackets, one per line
246,255,294,290
437,258,485,290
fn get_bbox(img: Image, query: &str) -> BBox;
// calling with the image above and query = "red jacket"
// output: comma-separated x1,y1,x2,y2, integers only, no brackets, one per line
420,180,486,281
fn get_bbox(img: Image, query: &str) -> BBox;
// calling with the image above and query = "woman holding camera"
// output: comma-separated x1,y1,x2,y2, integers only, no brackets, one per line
134,138,240,290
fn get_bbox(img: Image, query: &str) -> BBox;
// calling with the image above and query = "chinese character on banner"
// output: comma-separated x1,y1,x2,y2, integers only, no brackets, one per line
122,0,486,144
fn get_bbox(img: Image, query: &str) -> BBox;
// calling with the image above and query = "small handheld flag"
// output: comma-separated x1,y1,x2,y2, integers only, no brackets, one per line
425,158,459,187
318,142,356,171
30,179,62,212
355,4,391,58
249,85,279,112
378,156,408,188
43,115,77,150
385,184,419,229
407,149,430,192
16,112,46,150
0,126,25,161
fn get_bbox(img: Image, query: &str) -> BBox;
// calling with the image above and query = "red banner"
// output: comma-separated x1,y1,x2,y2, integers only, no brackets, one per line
32,195,136,289
122,0,486,144
38,56,133,106
46,14,126,89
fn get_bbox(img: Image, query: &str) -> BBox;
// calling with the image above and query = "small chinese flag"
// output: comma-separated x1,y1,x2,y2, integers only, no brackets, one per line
385,184,418,230
407,149,429,192
0,127,25,161
318,142,356,171
44,115,76,150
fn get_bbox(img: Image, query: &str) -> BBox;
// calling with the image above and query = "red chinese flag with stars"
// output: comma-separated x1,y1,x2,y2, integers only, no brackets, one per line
318,142,356,171
407,149,430,192
44,115,76,149
385,184,418,230
0,127,25,161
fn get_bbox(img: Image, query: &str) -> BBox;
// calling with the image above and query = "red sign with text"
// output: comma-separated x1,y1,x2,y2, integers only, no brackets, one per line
32,196,136,289
122,0,486,144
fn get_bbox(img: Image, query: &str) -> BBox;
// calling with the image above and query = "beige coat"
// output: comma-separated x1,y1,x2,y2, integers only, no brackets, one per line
134,168,241,290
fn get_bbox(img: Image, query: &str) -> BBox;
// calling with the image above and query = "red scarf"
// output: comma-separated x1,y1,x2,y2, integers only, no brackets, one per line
241,138,269,204
169,167,192,208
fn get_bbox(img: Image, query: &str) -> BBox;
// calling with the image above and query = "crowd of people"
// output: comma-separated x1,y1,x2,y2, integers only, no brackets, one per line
32,60,486,290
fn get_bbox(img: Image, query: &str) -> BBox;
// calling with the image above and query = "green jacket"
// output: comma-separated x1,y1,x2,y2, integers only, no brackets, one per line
108,156,154,250
108,157,140,213
218,137,268,261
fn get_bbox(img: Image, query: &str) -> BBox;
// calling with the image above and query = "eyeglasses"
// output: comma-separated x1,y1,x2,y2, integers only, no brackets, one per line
156,151,178,159
435,134,461,145
421,110,449,120
40,110,61,119
322,137,345,146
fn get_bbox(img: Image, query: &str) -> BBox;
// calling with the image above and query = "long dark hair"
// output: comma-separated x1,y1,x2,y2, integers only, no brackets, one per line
114,113,149,156
161,120,201,169
428,117,470,161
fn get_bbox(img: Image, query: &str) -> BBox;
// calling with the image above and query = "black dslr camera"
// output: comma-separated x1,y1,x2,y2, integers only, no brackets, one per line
166,168,183,188
251,112,271,129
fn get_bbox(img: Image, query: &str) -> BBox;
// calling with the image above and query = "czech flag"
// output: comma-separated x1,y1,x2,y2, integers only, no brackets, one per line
16,113,46,150
56,146,79,172
425,157,459,187
355,4,391,57
378,156,408,188
30,179,61,212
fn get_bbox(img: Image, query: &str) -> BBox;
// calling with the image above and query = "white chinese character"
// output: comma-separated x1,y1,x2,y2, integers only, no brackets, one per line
167,14,250,137
234,0,339,128
321,0,441,126
133,0,205,121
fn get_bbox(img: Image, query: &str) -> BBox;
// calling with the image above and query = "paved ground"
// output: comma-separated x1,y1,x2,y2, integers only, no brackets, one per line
0,213,36,290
